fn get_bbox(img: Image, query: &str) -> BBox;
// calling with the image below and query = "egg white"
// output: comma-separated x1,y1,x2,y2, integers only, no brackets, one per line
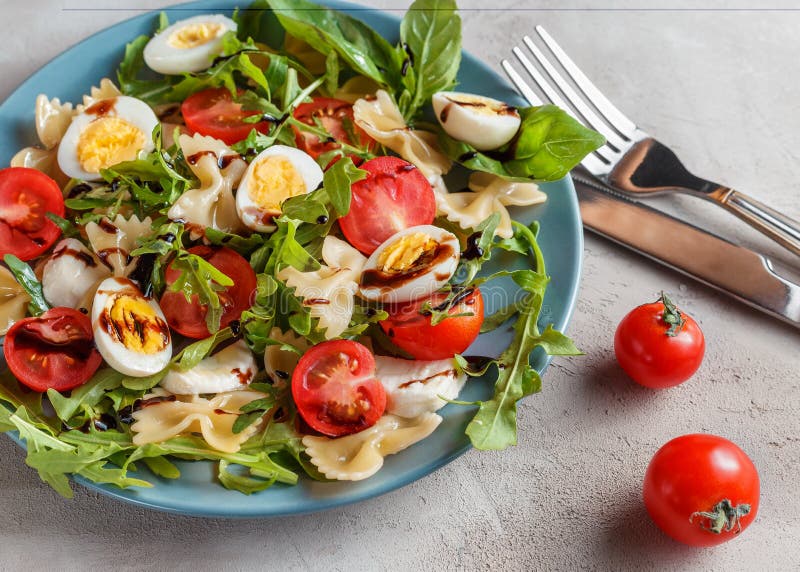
359,225,460,304
57,96,158,182
432,91,521,151
236,145,324,233
143,15,237,75
92,277,172,377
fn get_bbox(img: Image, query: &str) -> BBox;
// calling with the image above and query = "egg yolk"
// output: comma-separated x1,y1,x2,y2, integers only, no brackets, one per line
378,233,439,274
168,22,224,49
247,156,307,213
77,117,145,174
104,294,169,354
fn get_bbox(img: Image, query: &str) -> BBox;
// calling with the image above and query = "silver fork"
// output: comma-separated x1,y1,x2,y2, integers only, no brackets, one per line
502,26,800,258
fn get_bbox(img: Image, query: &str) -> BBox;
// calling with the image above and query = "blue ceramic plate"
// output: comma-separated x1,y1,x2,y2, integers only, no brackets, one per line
0,0,582,517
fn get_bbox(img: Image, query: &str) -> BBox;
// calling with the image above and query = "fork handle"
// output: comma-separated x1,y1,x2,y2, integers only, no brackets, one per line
711,189,800,257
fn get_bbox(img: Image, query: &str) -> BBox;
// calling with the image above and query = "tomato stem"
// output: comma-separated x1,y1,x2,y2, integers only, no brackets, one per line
689,499,751,534
658,291,685,337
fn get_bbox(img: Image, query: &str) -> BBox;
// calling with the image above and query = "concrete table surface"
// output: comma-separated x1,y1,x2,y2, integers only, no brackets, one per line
0,1,798,570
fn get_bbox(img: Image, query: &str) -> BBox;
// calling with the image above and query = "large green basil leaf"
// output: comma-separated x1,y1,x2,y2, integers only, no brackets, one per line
399,0,461,118
265,0,401,89
439,104,605,182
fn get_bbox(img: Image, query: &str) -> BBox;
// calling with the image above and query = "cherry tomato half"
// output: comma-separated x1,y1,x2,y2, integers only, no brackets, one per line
160,246,257,339
3,307,102,392
181,87,273,145
380,287,484,360
291,340,386,437
614,292,705,389
338,156,436,255
292,97,374,164
644,434,760,547
0,167,64,261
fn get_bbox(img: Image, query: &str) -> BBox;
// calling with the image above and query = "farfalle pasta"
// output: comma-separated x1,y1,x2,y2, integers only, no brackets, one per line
277,236,366,339
302,413,442,481
353,90,451,179
131,390,267,454
435,172,547,238
167,133,247,234
85,214,153,276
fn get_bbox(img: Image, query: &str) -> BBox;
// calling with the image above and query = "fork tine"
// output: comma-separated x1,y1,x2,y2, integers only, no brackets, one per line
503,58,612,174
521,36,628,151
535,25,638,137
501,59,543,106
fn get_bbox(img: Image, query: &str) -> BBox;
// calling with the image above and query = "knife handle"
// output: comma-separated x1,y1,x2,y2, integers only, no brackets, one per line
714,189,800,257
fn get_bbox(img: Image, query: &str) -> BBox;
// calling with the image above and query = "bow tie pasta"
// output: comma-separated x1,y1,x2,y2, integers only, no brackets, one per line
303,413,442,481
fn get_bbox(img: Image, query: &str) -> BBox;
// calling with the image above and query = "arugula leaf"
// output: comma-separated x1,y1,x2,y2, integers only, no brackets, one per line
47,368,125,424
399,0,462,119
3,254,49,316
265,0,402,89
439,104,606,182
204,227,266,257
218,459,276,494
167,251,234,334
322,156,366,216
464,222,580,450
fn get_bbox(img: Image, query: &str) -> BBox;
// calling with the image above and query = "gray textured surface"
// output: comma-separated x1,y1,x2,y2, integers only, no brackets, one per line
1,1,799,570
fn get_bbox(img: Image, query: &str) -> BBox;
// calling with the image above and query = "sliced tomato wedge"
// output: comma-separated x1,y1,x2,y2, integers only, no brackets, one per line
3,307,102,392
380,287,484,360
292,97,374,164
181,87,274,145
0,167,64,261
159,246,257,339
291,340,386,437
338,156,436,255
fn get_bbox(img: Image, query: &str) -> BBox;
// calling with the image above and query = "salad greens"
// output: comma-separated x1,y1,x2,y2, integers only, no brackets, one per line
0,0,596,498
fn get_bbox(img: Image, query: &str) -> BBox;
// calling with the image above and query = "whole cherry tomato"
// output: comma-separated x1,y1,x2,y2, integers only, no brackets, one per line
614,292,704,389
644,434,759,547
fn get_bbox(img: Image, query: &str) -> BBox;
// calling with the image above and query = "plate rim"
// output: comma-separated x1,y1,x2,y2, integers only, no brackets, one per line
1,0,583,518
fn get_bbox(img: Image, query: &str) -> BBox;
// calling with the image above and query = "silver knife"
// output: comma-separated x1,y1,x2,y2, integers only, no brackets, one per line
572,174,800,328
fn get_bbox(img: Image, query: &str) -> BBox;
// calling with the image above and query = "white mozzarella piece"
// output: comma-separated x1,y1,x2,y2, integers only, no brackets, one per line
160,340,257,395
41,238,110,309
432,91,521,151
144,15,236,75
374,356,466,418
359,225,459,304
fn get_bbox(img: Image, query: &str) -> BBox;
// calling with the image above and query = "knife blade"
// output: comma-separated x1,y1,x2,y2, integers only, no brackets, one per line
572,174,800,328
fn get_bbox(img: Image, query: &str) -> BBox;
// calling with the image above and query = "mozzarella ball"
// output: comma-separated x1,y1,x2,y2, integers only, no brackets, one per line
92,277,172,377
375,356,466,418
359,225,460,304
160,340,256,395
144,15,236,75
57,96,158,181
42,239,110,309
236,145,323,232
432,91,521,151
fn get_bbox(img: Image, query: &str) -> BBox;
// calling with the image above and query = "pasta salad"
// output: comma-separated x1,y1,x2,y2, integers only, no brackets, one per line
0,0,603,496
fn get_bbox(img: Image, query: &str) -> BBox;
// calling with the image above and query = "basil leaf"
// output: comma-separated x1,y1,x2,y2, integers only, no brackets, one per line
400,0,461,118
439,104,605,182
265,0,401,88
3,254,49,316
